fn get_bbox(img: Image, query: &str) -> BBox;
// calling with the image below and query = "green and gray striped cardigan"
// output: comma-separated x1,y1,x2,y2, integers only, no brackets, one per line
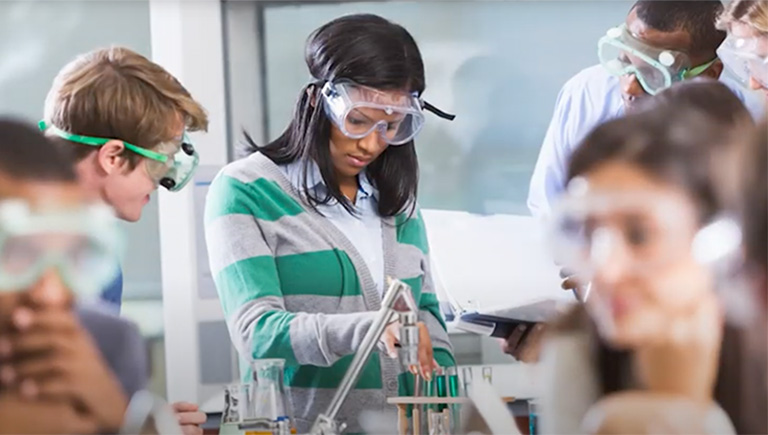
204,152,455,433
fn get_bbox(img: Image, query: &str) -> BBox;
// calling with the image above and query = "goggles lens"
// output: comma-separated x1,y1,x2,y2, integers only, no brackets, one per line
322,80,426,145
598,24,690,95
548,190,697,279
717,34,768,88
0,201,122,298
145,135,199,192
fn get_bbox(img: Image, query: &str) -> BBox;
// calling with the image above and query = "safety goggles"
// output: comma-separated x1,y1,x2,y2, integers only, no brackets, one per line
321,79,455,145
39,121,199,192
0,200,123,299
598,24,717,95
717,33,768,88
549,191,695,279
548,178,742,281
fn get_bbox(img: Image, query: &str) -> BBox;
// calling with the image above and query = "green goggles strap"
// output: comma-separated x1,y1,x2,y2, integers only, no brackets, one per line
38,120,169,164
682,58,718,79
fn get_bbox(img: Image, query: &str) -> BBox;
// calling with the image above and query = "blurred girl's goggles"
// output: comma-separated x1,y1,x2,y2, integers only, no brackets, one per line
548,185,741,280
549,191,692,279
717,33,768,88
0,200,123,298
598,24,716,95
39,121,199,192
321,79,455,145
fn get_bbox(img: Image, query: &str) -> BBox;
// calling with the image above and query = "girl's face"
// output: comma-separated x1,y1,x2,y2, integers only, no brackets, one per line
728,22,768,101
0,180,83,321
328,117,390,180
570,161,713,349
325,84,417,180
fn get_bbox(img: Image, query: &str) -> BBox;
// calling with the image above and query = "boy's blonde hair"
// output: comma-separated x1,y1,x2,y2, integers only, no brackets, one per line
44,46,208,168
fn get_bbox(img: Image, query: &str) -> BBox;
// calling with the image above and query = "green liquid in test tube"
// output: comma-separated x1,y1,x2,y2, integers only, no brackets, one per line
447,367,461,433
435,367,447,411
447,367,460,397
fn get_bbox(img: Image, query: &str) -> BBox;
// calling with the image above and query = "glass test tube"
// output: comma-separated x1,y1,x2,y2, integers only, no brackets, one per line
482,366,493,384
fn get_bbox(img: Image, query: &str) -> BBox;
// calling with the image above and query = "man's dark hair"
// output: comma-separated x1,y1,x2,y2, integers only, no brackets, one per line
633,0,726,59
0,118,76,182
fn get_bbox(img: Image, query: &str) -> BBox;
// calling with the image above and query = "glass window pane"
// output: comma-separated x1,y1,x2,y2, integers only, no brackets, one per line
262,1,633,214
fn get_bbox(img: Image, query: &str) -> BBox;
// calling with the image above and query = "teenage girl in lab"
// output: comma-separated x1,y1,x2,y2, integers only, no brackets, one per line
717,0,768,102
538,81,755,434
205,14,456,433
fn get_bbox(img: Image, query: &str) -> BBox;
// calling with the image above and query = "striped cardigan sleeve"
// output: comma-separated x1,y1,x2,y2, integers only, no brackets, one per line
398,210,455,368
204,173,377,367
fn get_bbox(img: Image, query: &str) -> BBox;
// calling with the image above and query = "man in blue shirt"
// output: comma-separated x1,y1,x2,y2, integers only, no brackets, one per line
506,0,764,363
527,0,764,221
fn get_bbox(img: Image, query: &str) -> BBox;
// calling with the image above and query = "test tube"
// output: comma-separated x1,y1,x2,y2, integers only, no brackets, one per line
482,366,493,384
423,368,436,432
461,367,473,396
413,374,422,435
446,367,460,397
528,399,540,435
435,367,447,411
446,367,461,432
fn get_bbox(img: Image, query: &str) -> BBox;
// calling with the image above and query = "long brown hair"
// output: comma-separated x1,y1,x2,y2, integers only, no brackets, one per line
558,88,755,431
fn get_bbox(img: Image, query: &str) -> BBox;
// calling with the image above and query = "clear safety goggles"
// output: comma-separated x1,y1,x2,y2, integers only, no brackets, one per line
0,200,123,299
548,183,742,281
39,121,199,192
321,79,455,145
717,33,768,88
598,24,716,95
549,192,693,279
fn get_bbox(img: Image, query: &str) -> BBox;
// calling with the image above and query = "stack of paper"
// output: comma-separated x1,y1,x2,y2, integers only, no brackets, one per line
421,210,575,336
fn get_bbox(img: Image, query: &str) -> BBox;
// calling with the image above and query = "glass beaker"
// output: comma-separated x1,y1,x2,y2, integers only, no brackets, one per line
220,383,250,435
251,359,294,427
428,409,451,435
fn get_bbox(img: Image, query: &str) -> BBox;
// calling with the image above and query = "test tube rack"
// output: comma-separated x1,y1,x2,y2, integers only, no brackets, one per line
387,397,469,435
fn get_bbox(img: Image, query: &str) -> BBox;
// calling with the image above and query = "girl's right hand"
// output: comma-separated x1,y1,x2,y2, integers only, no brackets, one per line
380,321,436,380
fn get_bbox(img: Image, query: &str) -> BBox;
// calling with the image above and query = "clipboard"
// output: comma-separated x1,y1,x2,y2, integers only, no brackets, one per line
457,298,574,338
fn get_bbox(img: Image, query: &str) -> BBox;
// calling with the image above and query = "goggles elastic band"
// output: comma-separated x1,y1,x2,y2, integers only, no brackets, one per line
683,58,718,79
422,100,456,121
320,79,455,145
38,121,169,163
39,121,198,192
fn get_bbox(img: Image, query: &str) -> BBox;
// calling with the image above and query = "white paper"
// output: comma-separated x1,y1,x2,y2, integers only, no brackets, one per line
422,210,575,318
